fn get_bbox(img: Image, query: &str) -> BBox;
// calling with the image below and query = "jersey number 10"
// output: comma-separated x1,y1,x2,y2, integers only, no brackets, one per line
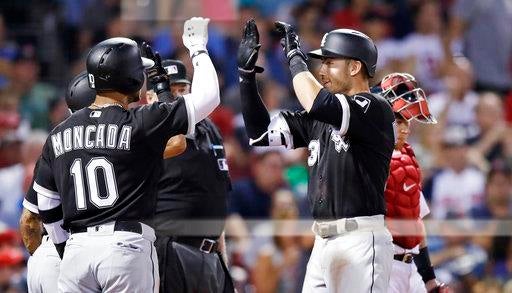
70,157,119,210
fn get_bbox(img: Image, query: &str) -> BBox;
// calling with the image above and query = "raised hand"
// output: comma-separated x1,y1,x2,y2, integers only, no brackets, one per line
141,42,167,80
274,21,307,63
182,17,210,56
237,19,263,73
140,42,169,94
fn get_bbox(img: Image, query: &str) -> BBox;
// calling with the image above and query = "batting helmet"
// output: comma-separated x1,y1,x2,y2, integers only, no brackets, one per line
308,29,378,77
380,72,437,124
66,71,96,113
86,37,154,95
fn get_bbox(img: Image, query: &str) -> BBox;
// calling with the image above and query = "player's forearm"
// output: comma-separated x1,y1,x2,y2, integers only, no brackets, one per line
218,231,229,266
163,135,187,159
239,69,270,141
292,71,323,112
19,208,43,255
184,53,220,123
419,220,427,248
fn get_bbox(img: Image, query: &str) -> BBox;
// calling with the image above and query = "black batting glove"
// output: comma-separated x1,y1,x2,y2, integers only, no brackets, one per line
237,19,264,73
274,21,307,64
141,42,169,95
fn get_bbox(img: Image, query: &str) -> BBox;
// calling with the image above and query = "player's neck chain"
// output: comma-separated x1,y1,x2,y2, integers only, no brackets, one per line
91,103,124,109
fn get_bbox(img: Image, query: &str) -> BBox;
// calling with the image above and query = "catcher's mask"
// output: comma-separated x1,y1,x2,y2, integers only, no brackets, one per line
380,72,437,124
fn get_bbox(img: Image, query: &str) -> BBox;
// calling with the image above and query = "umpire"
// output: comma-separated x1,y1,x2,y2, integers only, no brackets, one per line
144,55,234,292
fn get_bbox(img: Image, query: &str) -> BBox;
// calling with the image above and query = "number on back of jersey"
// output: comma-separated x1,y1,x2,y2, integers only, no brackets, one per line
70,157,119,210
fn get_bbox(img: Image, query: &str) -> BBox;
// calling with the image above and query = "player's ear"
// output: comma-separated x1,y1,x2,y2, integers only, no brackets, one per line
349,60,363,77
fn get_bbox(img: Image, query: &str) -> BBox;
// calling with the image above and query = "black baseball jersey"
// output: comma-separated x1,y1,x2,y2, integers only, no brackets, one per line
154,118,231,237
33,98,189,229
281,90,395,219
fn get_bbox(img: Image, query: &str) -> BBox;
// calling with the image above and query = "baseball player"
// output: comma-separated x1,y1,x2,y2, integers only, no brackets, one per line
378,72,449,293
20,71,96,293
238,20,395,292
32,16,219,293
142,56,234,292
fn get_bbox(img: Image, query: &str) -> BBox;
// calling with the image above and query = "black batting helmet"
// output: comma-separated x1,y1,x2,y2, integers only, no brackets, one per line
86,37,154,95
162,59,191,85
66,71,96,113
308,29,378,77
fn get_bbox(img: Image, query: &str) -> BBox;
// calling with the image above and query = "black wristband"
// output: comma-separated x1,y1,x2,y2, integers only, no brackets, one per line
191,50,208,59
414,247,436,283
289,55,308,78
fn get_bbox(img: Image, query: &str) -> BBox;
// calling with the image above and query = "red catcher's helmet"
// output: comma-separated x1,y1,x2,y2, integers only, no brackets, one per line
380,73,437,124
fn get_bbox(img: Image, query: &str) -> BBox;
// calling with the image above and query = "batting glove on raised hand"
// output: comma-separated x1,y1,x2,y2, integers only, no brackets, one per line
237,19,264,73
274,21,307,64
141,42,169,94
183,17,209,57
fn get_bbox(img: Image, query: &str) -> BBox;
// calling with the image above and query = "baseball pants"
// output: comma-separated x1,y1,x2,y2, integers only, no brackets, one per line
27,235,60,293
302,215,394,293
388,260,426,293
155,235,234,293
58,221,159,293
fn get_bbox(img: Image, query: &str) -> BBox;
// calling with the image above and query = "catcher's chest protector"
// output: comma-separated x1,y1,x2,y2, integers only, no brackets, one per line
385,143,423,249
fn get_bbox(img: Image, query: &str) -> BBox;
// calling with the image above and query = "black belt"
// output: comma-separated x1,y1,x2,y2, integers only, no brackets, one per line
172,236,219,253
69,221,142,235
394,253,414,264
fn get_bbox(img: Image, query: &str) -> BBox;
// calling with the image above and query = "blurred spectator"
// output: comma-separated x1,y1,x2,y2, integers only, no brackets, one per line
448,0,512,95
250,189,306,293
0,129,45,228
0,14,18,89
48,98,70,130
399,0,446,94
470,162,512,220
429,221,487,292
0,139,24,228
292,2,324,53
20,130,46,193
471,278,503,293
428,57,479,138
228,150,286,219
467,93,508,171
330,0,370,30
426,127,485,218
0,247,24,293
7,46,57,130
82,0,120,40
505,92,512,125
361,10,399,81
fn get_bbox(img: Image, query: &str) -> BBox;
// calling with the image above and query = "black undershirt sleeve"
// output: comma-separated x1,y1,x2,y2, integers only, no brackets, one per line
239,69,271,145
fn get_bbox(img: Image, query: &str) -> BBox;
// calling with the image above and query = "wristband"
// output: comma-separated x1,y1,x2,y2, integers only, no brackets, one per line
191,50,208,59
289,55,308,78
414,247,436,283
